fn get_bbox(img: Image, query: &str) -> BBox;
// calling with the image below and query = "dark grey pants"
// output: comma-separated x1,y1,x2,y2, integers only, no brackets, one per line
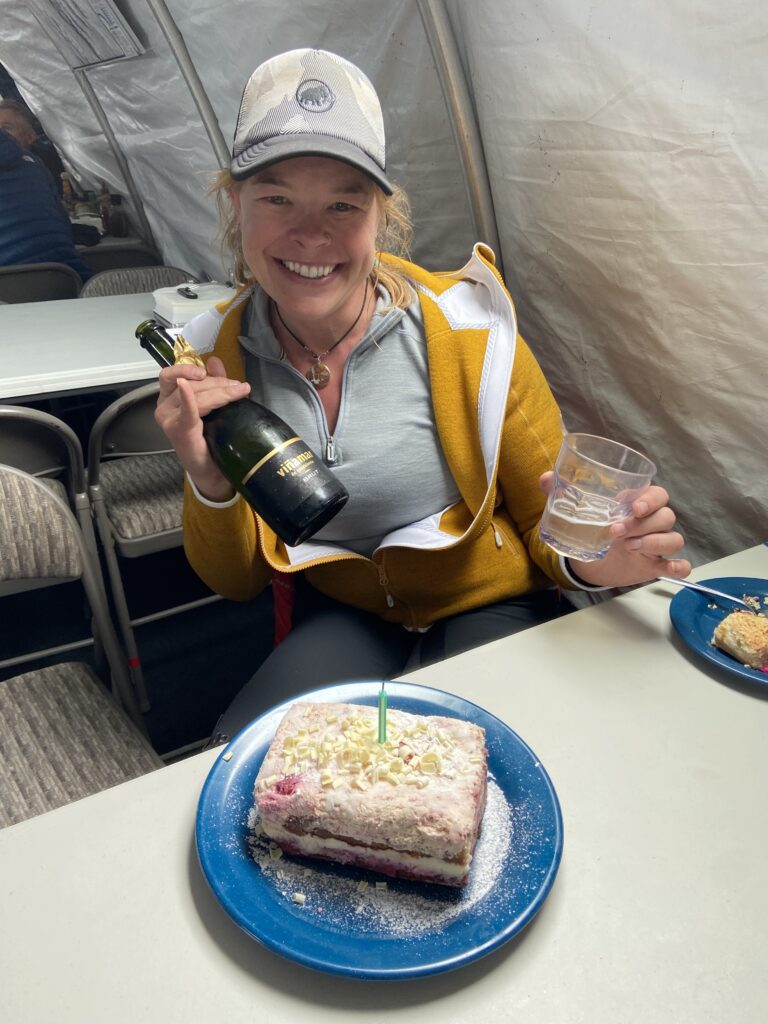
212,583,573,742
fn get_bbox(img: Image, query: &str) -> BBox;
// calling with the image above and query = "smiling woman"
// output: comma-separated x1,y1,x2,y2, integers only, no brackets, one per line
210,161,414,314
151,47,690,745
231,157,380,380
209,155,413,408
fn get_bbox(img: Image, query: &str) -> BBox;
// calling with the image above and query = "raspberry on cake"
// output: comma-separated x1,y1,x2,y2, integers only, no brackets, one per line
253,701,488,887
712,611,768,670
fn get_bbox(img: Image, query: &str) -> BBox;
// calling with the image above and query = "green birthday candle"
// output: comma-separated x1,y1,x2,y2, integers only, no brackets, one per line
377,682,387,744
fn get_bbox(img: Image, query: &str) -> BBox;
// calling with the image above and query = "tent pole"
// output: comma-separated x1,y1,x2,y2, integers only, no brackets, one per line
74,70,157,249
416,0,502,269
144,0,230,168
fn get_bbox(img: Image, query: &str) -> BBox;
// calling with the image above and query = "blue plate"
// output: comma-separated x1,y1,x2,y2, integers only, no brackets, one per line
196,680,563,979
669,576,768,688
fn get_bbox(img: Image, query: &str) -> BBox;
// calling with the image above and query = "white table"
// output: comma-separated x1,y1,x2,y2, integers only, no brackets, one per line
1,545,766,1022
0,293,159,402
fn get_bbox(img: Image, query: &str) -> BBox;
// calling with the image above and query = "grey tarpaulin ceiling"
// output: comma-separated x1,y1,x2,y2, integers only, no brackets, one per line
1,0,765,567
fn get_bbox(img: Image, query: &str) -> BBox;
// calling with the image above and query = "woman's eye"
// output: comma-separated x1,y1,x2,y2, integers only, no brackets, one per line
331,201,356,212
263,195,287,205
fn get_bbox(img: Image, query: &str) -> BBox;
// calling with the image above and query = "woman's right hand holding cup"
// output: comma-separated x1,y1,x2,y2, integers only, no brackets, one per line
155,355,251,502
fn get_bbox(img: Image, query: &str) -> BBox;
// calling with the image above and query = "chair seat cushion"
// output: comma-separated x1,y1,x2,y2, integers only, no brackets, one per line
38,476,68,503
0,471,81,581
99,452,184,540
0,662,163,828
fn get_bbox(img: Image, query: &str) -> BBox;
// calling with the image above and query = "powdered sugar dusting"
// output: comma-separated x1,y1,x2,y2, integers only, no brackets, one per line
246,778,512,937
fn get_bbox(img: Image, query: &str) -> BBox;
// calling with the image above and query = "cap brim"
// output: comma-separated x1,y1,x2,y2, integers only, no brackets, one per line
230,134,393,195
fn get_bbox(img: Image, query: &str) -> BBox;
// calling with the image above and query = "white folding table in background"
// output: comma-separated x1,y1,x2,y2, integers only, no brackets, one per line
0,293,158,403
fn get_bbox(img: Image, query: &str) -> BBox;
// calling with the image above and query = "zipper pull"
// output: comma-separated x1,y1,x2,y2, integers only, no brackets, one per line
378,567,395,608
325,436,337,465
492,525,503,548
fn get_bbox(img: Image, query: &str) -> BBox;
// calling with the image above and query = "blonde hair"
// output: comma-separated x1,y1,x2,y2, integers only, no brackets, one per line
209,168,415,309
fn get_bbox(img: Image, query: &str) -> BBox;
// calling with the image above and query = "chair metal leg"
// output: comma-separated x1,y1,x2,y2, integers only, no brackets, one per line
91,500,152,712
76,500,111,679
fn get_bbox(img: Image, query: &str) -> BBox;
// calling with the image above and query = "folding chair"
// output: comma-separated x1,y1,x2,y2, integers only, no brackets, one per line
0,464,162,829
0,404,98,557
0,405,119,672
79,266,197,297
0,261,81,302
78,243,162,275
87,382,221,710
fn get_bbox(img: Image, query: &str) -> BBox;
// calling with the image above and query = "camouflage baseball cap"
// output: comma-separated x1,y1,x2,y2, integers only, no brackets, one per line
231,49,393,194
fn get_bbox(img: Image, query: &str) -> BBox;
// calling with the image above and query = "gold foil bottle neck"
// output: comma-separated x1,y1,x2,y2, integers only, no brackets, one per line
173,334,205,368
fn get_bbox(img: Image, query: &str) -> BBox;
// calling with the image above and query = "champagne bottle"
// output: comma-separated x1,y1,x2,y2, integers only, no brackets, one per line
136,319,348,546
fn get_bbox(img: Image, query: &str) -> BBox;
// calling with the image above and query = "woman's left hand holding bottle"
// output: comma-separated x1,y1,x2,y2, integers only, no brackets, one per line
155,355,251,502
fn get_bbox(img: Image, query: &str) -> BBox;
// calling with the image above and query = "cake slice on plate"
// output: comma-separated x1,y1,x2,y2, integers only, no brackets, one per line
712,611,768,669
253,701,488,887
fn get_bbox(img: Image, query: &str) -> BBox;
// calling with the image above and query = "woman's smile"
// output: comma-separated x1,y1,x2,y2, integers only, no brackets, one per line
278,258,339,281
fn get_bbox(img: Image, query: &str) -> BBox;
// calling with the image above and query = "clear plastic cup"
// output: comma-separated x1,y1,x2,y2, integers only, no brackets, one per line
539,433,657,561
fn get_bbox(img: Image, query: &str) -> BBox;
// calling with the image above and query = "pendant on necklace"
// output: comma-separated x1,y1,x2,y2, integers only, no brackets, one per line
306,361,331,390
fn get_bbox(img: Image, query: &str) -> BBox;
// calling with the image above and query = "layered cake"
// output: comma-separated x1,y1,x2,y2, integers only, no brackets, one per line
253,701,488,887
712,611,768,670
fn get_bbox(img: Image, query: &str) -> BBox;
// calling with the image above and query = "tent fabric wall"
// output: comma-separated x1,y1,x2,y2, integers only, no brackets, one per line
1,1,764,566
2,3,131,213
448,0,766,565
2,1,477,279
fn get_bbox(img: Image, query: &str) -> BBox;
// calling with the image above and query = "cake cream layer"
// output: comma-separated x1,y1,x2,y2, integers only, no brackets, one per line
261,822,471,884
254,701,488,866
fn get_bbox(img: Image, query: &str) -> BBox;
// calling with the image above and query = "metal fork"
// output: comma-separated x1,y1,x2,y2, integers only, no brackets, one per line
656,576,756,612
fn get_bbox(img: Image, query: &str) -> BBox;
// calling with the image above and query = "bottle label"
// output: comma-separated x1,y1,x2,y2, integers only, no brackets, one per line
241,437,317,486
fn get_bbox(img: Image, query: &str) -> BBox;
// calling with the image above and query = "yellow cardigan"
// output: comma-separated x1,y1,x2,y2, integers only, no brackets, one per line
182,245,573,629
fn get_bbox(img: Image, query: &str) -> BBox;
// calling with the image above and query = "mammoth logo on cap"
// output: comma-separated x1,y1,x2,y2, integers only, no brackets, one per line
296,79,335,113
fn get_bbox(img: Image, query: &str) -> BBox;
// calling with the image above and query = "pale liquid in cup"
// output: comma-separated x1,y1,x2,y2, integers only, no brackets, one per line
539,493,623,560
540,433,656,562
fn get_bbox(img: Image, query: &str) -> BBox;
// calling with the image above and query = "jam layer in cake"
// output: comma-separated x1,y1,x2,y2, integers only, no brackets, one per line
253,701,488,887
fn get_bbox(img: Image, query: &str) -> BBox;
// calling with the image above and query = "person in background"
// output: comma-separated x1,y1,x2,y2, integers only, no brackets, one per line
0,127,91,281
0,99,65,194
154,49,691,742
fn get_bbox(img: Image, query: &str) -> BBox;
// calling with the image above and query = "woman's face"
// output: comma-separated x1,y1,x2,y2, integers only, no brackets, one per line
231,156,380,331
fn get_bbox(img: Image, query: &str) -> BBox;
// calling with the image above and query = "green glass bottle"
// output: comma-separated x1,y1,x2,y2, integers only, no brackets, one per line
136,319,348,546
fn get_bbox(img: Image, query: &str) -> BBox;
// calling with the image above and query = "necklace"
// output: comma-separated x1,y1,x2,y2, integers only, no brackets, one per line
274,282,369,390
